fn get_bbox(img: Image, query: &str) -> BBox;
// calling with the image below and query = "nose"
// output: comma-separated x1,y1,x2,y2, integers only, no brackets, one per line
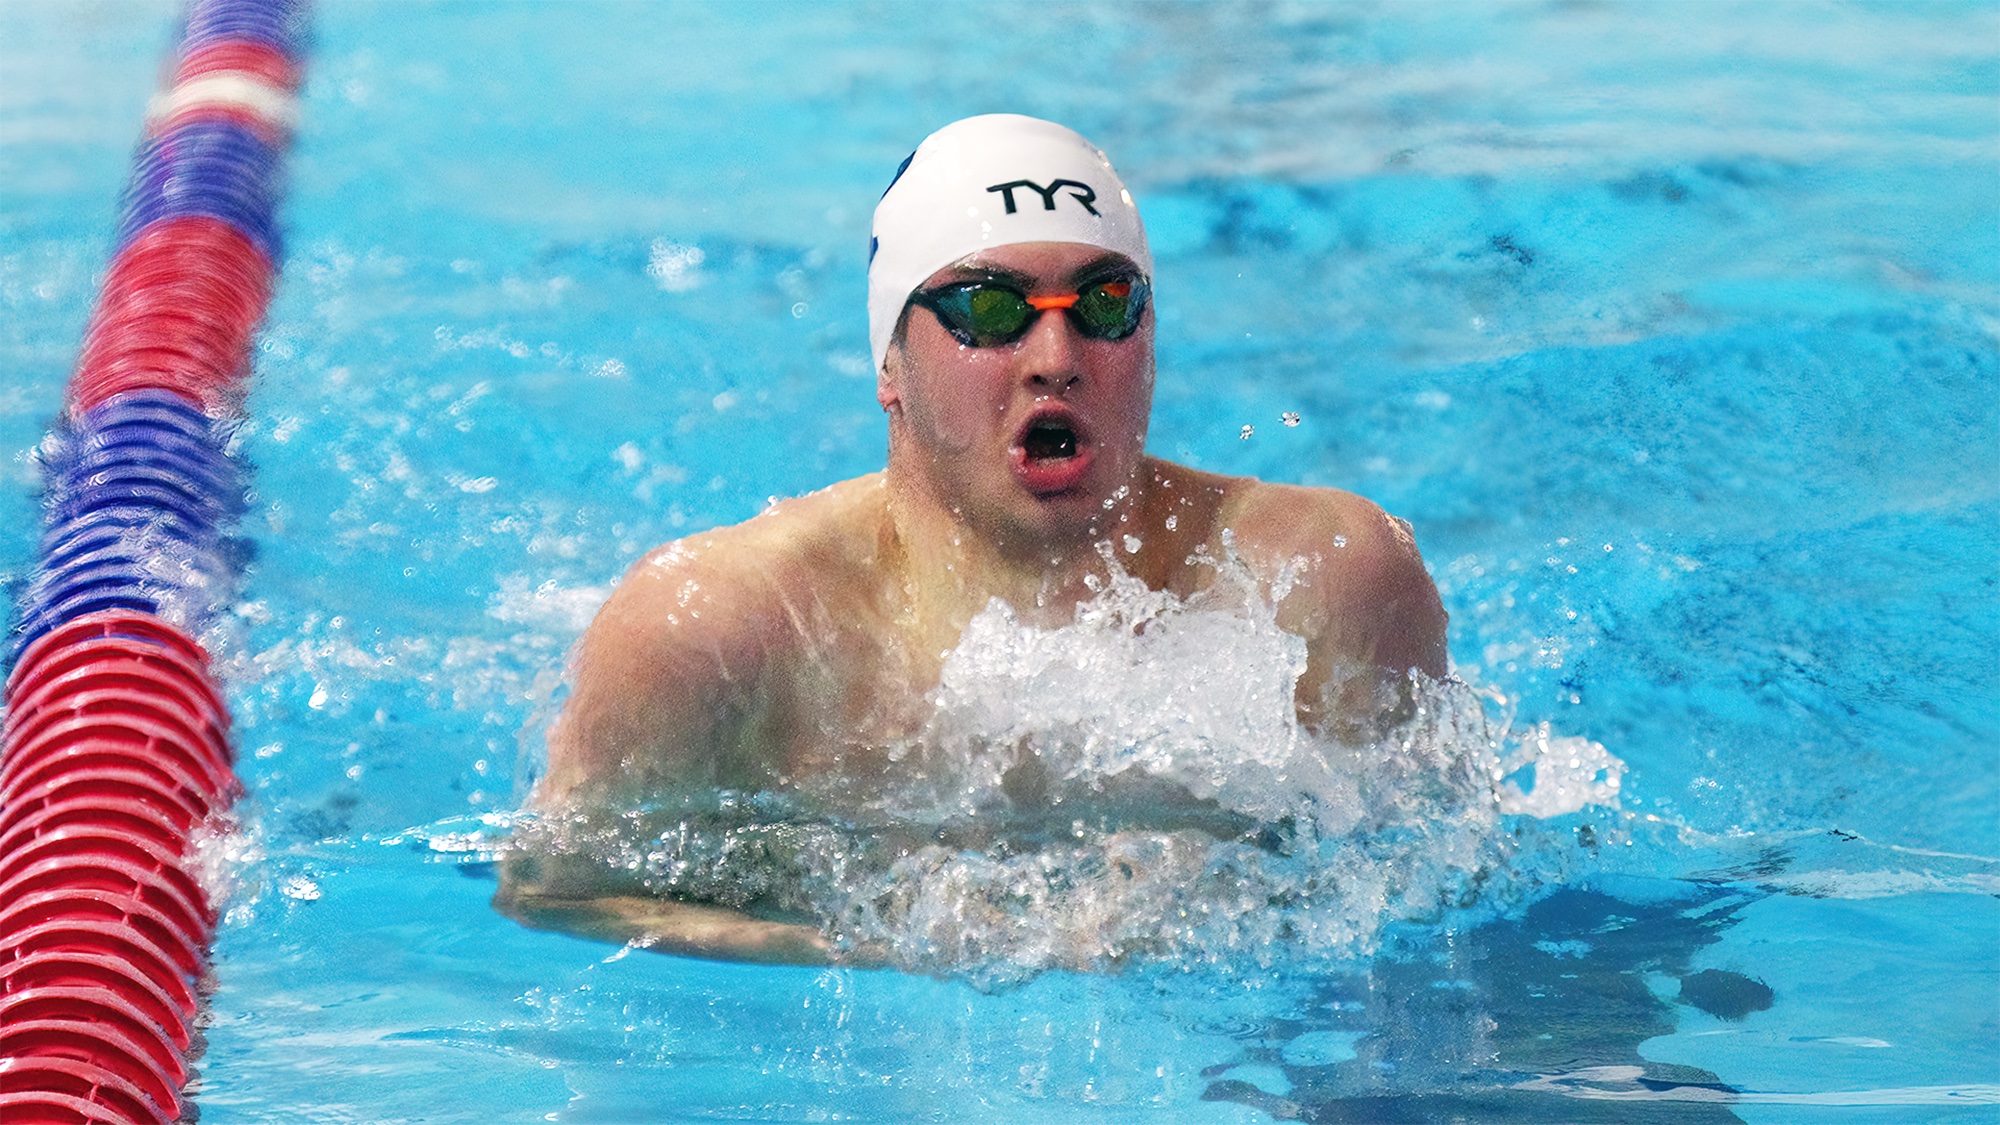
1017,306,1082,391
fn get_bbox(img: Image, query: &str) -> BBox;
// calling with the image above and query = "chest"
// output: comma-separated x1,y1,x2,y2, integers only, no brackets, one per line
765,601,945,783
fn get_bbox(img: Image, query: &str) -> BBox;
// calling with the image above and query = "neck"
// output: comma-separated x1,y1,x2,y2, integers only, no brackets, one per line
880,455,1146,633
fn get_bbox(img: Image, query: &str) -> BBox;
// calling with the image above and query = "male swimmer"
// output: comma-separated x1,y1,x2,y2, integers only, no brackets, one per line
497,115,1447,965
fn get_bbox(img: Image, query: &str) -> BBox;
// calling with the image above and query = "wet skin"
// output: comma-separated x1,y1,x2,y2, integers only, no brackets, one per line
496,242,1449,965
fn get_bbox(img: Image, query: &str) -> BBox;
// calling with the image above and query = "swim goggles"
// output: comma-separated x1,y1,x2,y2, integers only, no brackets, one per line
907,273,1150,348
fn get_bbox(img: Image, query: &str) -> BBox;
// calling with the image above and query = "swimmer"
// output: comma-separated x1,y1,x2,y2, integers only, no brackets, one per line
496,115,1448,965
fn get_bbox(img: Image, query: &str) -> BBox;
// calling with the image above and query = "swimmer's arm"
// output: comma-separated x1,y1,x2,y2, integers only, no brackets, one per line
1233,486,1448,732
1319,505,1448,680
494,855,874,967
500,541,878,965
492,814,851,965
535,540,782,805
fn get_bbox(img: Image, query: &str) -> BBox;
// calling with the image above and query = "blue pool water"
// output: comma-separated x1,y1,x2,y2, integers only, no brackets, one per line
4,1,1997,1121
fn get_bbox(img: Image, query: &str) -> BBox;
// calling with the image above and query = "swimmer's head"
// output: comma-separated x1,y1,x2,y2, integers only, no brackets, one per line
868,115,1152,374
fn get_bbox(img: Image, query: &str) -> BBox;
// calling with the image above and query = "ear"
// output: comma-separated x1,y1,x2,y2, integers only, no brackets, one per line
876,346,903,416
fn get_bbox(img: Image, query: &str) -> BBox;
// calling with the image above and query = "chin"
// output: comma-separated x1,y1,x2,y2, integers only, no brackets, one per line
1003,473,1129,548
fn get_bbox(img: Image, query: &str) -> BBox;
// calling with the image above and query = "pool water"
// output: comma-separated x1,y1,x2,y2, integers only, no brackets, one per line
4,1,1997,1121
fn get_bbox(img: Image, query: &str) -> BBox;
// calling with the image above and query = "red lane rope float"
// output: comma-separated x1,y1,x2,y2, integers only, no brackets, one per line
0,918,199,1022
0,1059,174,1125
0,889,202,980
9,639,228,725
6,660,232,754
174,40,299,90
0,1018,185,1120
1,1,304,1120
14,612,217,675
0,770,210,855
1,989,191,1088
4,716,235,807
0,828,215,935
0,760,221,846
0,802,194,875
2,949,196,1032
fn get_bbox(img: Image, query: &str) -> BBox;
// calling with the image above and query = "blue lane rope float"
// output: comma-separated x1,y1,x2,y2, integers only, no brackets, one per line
0,2,306,1122
118,122,285,264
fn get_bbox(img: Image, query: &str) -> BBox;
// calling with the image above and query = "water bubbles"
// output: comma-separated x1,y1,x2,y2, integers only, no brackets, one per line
646,239,705,292
1495,723,1623,817
191,819,265,916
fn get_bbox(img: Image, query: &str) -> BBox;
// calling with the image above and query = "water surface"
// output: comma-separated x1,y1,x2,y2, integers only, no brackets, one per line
2,2,1995,1121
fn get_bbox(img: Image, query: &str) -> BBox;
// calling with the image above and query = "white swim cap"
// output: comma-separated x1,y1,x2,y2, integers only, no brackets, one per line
868,114,1151,373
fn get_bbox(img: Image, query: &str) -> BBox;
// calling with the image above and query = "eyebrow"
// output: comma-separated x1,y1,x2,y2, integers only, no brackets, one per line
931,253,1137,290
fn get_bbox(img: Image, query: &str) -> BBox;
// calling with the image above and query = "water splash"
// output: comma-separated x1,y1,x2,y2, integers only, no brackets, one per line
517,551,1626,988
190,814,266,927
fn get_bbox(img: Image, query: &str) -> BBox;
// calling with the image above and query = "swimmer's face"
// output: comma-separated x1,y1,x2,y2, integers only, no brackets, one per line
880,241,1155,548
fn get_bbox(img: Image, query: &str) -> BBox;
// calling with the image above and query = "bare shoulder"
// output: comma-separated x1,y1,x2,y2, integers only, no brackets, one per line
598,473,889,643
1194,468,1447,678
540,474,890,803
1222,478,1422,584
733,471,895,578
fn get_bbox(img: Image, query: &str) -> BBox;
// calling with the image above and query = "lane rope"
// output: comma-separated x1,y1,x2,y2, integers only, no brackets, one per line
0,2,307,1121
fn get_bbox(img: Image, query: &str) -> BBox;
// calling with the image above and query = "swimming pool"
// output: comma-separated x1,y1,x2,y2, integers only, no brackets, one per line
4,0,1996,1120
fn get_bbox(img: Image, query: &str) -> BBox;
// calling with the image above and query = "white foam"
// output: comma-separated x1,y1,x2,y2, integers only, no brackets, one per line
189,815,265,927
487,574,610,631
901,552,1337,829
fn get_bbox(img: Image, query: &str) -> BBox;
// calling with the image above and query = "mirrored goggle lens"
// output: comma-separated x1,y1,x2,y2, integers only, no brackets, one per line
957,285,1035,342
929,278,1145,346
1072,280,1141,339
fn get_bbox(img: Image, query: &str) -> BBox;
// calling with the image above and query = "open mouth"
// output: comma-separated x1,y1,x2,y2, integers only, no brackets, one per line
1011,410,1096,496
1021,418,1080,462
